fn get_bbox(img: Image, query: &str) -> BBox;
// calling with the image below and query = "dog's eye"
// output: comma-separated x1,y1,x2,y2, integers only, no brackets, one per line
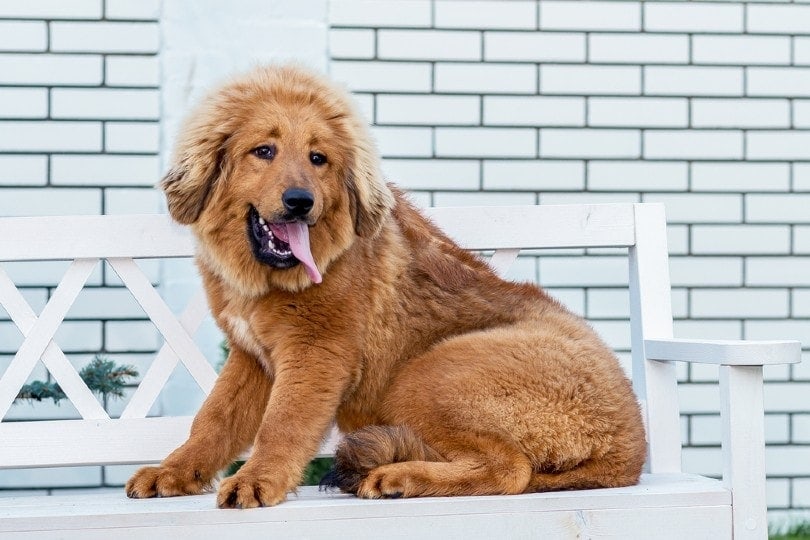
310,152,327,166
252,145,276,160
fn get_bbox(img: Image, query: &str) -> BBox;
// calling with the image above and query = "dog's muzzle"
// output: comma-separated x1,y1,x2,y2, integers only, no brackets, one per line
247,204,322,284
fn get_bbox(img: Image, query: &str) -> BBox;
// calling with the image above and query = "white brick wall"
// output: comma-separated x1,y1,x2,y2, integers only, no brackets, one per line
644,130,743,160
377,95,480,125
436,1,536,30
330,0,431,27
587,161,687,191
0,88,48,119
691,162,790,192
436,127,537,158
643,193,742,223
540,1,640,31
50,21,159,53
0,0,163,494
645,2,743,33
0,121,102,152
541,128,640,159
51,88,159,120
692,225,791,254
327,0,810,518
748,68,810,97
0,54,103,85
1,0,809,516
0,155,47,185
691,99,790,129
0,20,47,51
542,65,641,95
378,30,480,61
435,63,538,93
589,97,688,128
589,34,689,64
485,96,584,126
486,32,585,62
483,160,583,190
331,61,432,92
105,122,160,153
51,155,160,186
645,66,743,96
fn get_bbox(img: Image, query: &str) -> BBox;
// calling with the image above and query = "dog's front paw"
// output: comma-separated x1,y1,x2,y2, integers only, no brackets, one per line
126,465,211,499
216,471,287,509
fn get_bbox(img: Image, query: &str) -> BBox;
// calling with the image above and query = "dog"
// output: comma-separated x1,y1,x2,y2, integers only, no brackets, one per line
125,65,646,508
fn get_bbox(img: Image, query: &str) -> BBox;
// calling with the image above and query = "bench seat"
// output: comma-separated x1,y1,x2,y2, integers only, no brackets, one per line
0,473,730,539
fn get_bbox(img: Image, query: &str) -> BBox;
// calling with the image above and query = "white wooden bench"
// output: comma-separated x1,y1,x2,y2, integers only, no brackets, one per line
0,203,800,539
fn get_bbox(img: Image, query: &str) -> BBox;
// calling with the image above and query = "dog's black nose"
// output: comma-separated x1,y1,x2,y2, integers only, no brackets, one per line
282,188,314,217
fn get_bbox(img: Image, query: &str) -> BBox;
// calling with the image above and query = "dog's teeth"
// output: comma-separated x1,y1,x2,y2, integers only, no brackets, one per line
263,224,270,232
258,216,266,225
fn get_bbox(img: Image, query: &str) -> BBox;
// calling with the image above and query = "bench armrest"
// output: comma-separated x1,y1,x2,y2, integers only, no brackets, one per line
644,338,801,366
644,337,800,538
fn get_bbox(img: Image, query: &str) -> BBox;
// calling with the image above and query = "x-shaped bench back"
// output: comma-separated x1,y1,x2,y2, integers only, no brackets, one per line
0,215,216,468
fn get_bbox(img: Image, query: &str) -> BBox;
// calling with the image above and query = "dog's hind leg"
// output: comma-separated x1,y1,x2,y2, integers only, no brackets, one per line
327,425,533,499
526,447,644,492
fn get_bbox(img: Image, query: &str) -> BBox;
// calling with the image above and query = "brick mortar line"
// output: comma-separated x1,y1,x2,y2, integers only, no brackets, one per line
330,25,810,38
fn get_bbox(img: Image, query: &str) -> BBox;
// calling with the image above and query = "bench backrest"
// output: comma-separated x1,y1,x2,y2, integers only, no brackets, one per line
0,203,679,474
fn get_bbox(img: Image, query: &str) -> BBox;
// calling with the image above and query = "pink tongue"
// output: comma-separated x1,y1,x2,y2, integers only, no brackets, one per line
281,222,322,284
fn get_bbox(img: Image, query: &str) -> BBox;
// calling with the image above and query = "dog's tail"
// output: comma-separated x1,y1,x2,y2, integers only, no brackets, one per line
319,425,443,494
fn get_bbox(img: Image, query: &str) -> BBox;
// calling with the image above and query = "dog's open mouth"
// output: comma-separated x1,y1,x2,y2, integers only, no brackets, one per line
248,206,322,284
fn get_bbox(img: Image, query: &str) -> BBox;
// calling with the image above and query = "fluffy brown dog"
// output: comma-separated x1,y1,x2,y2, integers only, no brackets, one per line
125,65,646,508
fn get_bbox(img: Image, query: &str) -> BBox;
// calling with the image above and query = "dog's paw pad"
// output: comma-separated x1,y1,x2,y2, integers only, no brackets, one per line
217,474,286,509
125,466,208,498
356,466,411,499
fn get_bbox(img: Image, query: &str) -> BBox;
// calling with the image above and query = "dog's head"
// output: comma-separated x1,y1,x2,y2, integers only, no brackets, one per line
161,65,394,294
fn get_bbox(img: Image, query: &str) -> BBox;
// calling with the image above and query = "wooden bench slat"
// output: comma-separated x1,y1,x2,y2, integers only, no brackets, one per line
0,215,194,261
425,203,636,250
644,338,802,366
0,418,340,469
0,417,193,468
0,474,729,538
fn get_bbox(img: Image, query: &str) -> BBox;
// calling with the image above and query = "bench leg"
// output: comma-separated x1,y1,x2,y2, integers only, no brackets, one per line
720,365,767,540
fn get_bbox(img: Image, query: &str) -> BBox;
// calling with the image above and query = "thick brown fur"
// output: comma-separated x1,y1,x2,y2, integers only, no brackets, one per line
125,64,647,508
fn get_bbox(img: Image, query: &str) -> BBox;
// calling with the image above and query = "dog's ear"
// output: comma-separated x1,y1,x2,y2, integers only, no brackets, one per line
346,142,394,238
160,145,224,225
160,95,233,225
